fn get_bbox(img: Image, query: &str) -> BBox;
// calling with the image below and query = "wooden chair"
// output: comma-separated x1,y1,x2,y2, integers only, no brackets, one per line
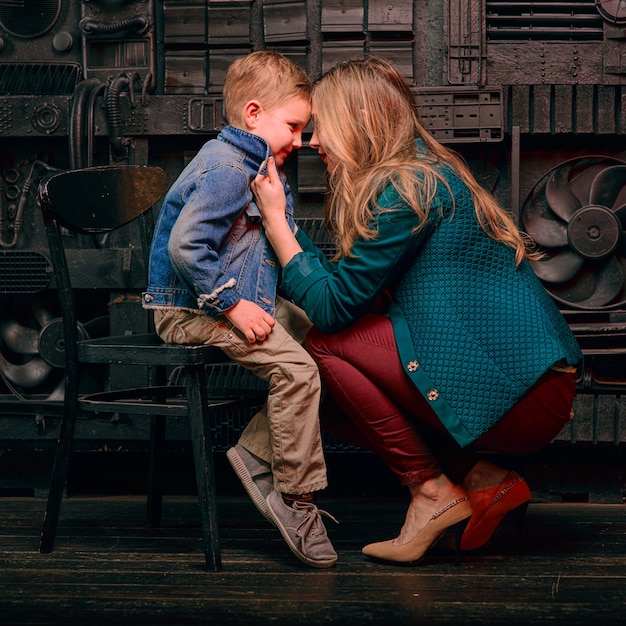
37,165,255,571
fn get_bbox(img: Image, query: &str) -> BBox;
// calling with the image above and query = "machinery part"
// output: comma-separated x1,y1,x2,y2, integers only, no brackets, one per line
0,293,62,399
0,293,106,401
595,0,626,24
521,155,626,310
0,0,61,38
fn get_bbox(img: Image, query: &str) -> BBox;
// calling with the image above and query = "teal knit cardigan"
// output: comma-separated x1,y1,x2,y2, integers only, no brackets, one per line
283,151,582,447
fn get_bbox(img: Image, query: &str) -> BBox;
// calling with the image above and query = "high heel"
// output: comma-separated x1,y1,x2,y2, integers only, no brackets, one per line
461,471,531,551
362,490,472,565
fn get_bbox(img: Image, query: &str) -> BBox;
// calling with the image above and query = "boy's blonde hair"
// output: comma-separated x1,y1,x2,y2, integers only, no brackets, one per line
223,50,312,127
312,57,536,265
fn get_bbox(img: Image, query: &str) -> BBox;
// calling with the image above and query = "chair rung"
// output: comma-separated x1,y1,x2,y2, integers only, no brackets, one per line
78,385,251,417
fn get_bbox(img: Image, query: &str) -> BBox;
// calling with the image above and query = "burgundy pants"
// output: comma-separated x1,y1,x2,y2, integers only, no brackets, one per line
307,313,577,486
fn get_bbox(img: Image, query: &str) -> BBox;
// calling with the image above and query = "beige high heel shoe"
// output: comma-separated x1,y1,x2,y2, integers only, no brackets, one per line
362,489,472,565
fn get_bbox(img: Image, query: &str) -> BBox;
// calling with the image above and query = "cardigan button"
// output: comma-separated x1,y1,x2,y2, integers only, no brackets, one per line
427,389,439,401
406,360,419,372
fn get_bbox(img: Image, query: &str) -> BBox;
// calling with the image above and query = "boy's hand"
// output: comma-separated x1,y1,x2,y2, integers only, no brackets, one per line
251,157,287,225
225,299,275,343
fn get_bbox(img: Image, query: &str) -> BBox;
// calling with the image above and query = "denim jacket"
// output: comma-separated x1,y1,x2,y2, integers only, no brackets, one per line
142,126,295,318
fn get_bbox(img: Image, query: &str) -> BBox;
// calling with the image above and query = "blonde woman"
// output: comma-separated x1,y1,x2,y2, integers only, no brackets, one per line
252,58,582,565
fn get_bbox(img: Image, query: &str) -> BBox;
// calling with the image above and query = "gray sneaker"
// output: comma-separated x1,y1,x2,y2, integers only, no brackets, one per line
226,444,274,523
266,489,338,569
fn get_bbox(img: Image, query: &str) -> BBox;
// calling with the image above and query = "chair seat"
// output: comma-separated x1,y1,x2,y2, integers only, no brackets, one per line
77,332,230,365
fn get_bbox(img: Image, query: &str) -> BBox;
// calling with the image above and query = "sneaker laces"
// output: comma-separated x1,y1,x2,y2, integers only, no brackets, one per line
291,500,339,539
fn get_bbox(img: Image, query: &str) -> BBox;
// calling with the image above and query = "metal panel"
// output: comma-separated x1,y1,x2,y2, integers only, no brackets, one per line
188,97,227,132
603,23,626,84
368,0,412,32
297,149,326,193
164,51,207,94
263,0,307,43
207,1,251,45
208,48,252,92
485,0,603,42
369,42,414,83
446,0,484,85
163,3,207,43
417,87,503,143
321,41,364,73
321,0,364,33
487,42,602,85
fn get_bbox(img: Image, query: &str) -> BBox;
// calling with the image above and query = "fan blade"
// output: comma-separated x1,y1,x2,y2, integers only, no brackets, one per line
529,249,584,283
615,205,626,257
31,295,57,328
568,163,613,206
0,319,39,355
588,165,626,209
545,168,581,222
576,257,624,308
521,184,569,248
0,354,53,388
548,257,624,309
45,378,65,402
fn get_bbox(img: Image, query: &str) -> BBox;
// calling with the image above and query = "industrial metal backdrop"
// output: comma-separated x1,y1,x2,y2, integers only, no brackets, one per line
1,0,625,448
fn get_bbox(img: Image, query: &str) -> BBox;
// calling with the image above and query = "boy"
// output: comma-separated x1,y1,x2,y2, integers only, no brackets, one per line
142,51,337,568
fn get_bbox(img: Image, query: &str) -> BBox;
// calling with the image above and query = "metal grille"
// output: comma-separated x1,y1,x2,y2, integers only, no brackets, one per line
0,0,60,38
0,251,52,294
486,1,604,41
295,218,338,259
0,63,81,95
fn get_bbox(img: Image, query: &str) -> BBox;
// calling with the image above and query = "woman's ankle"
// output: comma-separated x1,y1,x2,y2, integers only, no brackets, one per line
462,459,509,492
408,473,455,502
397,475,462,545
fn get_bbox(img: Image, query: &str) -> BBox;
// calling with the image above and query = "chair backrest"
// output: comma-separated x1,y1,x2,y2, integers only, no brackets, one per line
36,165,168,393
38,165,168,234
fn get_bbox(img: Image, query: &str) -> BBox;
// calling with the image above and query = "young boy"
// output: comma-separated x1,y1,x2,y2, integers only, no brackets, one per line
141,51,337,569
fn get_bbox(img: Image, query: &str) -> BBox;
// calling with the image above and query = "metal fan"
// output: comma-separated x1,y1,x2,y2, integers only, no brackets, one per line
521,155,626,310
0,293,105,401
0,294,63,400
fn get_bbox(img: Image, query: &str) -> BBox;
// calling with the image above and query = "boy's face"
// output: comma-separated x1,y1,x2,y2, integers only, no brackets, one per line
249,96,311,167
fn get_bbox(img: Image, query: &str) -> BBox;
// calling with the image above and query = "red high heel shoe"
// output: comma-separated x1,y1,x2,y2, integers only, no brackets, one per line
362,489,472,565
461,471,531,551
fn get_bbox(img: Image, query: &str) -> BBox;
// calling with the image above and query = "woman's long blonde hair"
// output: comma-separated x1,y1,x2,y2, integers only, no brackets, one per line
312,57,533,264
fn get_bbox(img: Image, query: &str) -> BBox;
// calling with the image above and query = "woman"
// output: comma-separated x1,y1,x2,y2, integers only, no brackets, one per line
252,58,582,565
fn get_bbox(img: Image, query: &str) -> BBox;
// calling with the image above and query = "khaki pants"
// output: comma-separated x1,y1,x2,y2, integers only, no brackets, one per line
153,297,327,494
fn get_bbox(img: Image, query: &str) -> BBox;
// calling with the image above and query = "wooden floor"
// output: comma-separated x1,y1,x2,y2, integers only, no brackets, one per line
0,494,624,626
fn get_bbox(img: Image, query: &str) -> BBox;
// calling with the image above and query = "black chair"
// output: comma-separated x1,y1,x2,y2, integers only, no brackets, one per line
37,165,255,571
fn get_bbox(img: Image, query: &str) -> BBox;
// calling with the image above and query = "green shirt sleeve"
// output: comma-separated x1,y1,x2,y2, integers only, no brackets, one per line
283,200,425,333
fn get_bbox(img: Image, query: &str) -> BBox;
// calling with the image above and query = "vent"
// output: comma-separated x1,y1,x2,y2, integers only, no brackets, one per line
0,0,60,38
0,251,52,294
0,63,81,95
295,218,338,259
486,1,604,41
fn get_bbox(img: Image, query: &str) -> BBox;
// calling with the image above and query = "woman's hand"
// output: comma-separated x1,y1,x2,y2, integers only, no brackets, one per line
252,156,304,267
251,156,287,226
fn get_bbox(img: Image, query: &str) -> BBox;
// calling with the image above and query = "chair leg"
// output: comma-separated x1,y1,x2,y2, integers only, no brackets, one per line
186,365,222,572
146,414,166,527
40,405,77,553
